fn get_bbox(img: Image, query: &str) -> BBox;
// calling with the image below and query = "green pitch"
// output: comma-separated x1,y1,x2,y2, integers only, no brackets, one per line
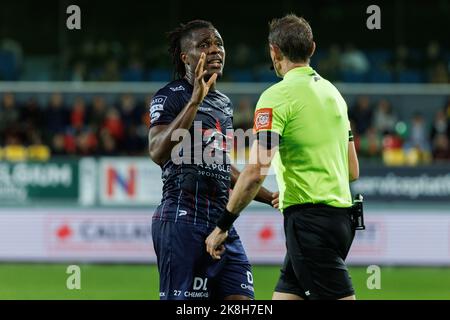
0,263,448,300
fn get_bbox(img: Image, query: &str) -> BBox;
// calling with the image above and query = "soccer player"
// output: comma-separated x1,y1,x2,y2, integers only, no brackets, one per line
148,20,277,300
206,14,360,300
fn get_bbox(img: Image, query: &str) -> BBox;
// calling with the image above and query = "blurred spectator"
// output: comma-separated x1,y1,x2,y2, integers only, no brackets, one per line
432,133,450,161
349,96,373,135
102,108,125,142
99,59,120,81
430,110,449,141
51,133,67,156
373,99,397,135
0,38,23,80
382,132,405,166
63,130,78,155
79,39,96,67
123,125,146,155
70,97,87,130
340,44,369,74
99,131,118,156
233,97,254,130
76,130,98,156
123,57,145,81
232,43,251,68
119,94,140,127
405,113,431,152
317,44,341,81
425,41,445,73
429,62,449,83
20,97,44,144
0,93,20,142
70,61,88,82
390,45,416,74
358,126,382,158
46,93,68,135
0,38,23,66
88,96,107,131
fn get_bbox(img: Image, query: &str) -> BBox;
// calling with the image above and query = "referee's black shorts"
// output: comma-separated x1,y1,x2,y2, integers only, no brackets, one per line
275,203,356,300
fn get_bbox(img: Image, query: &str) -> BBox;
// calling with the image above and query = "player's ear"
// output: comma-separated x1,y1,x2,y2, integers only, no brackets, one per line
180,52,189,65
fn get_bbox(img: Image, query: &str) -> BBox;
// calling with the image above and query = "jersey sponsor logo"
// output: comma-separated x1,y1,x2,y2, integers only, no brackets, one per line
150,104,164,114
150,112,161,124
246,271,254,284
169,85,185,92
150,95,167,110
150,95,166,124
193,277,208,291
254,108,273,131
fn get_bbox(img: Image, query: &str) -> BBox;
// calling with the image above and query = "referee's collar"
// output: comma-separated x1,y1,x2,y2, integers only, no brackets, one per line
284,66,315,79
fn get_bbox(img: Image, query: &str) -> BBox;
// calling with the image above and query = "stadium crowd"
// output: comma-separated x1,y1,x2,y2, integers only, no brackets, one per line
0,38,449,83
0,92,449,164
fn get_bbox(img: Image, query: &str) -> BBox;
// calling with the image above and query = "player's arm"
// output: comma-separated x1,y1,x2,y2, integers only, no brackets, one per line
206,132,279,259
230,164,277,207
148,53,217,166
348,130,359,181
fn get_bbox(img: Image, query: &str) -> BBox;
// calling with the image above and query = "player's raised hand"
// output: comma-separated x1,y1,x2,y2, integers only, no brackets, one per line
205,227,228,260
190,52,218,105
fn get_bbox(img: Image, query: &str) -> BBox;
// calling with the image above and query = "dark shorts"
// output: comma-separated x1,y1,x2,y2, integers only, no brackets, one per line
275,204,356,300
152,219,254,300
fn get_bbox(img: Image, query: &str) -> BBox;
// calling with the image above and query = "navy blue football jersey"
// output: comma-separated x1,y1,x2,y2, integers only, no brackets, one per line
149,78,234,226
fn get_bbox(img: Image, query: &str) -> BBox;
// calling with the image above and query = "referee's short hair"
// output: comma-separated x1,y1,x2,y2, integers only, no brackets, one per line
268,14,314,63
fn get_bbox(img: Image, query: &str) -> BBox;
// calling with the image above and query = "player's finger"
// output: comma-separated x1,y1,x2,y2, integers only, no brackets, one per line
212,245,224,260
196,70,207,83
195,53,205,77
216,244,225,255
208,244,218,259
206,73,217,88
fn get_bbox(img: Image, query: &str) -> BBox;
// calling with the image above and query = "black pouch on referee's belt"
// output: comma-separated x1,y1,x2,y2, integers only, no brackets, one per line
350,194,365,231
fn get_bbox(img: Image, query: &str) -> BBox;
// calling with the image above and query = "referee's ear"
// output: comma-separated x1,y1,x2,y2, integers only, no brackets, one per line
269,44,283,62
309,41,316,60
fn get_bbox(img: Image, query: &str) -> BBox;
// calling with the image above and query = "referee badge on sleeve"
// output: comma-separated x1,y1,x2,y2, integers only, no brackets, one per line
253,108,273,131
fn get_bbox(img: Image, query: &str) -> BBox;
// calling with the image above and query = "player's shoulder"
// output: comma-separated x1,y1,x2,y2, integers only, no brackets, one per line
155,78,190,96
150,79,190,109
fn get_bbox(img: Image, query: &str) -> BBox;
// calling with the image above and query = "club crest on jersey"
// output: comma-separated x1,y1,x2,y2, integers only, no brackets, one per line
254,108,273,131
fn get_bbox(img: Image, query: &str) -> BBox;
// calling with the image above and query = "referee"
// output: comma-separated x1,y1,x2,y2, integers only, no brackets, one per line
206,14,360,300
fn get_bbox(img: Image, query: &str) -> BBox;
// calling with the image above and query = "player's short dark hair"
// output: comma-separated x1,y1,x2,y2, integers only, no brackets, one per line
268,14,314,63
167,20,215,79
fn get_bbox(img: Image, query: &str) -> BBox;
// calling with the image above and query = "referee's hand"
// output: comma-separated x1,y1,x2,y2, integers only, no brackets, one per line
205,227,228,260
271,192,279,209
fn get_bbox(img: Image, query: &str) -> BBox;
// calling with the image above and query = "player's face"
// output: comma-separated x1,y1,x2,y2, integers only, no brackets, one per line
185,28,225,79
